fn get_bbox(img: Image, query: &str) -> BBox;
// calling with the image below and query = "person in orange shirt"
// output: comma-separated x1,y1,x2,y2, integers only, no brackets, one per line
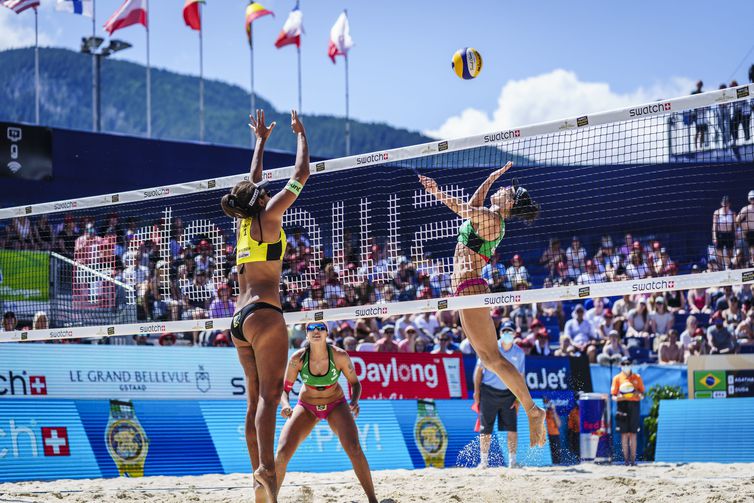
543,396,562,464
566,403,580,460
611,357,645,466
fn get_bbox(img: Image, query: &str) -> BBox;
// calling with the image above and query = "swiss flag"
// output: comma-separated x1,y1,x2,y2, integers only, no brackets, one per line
41,427,70,456
29,375,47,395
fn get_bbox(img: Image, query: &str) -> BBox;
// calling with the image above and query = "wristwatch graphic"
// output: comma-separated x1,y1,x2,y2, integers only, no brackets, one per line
105,399,150,477
413,399,448,468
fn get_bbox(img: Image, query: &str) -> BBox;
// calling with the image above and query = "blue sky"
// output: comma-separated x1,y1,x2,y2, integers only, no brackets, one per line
2,0,754,138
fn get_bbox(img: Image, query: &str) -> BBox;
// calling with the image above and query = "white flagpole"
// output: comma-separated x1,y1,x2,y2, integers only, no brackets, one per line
250,24,255,116
91,0,97,131
146,0,151,138
34,7,39,124
297,44,302,113
344,52,350,156
198,2,205,142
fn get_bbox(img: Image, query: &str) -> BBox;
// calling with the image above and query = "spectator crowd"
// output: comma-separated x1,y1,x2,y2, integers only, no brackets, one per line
2,209,753,361
682,66,754,152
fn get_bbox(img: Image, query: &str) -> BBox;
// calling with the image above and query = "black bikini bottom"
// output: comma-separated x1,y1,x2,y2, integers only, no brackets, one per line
230,302,284,342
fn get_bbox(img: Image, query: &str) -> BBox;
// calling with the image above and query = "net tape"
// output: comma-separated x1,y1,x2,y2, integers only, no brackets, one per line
4,268,753,342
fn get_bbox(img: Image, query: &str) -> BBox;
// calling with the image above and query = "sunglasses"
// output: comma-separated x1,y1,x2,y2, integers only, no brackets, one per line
440,337,451,342
306,323,328,332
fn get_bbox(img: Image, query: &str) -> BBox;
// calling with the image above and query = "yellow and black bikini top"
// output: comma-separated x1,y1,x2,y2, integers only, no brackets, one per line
236,217,287,264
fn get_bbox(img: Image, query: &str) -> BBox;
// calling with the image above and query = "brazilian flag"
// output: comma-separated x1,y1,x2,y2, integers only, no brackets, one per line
694,370,726,399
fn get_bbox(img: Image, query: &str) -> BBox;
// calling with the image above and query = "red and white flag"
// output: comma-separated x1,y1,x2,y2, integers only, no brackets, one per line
327,10,352,64
104,0,148,35
183,0,204,31
274,4,302,49
1,0,39,14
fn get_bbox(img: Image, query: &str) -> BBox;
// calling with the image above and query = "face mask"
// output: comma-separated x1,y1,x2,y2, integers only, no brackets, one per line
621,365,632,375
500,332,514,345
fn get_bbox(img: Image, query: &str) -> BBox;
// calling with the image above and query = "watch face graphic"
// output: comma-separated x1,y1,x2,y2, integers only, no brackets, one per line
108,420,146,461
416,418,446,455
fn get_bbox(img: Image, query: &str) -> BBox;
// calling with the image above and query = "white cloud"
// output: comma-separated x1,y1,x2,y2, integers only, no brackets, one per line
425,69,694,139
0,5,54,51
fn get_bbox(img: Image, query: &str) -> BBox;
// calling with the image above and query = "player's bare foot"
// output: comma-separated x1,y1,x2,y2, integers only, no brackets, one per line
253,477,268,503
527,405,547,447
254,466,278,503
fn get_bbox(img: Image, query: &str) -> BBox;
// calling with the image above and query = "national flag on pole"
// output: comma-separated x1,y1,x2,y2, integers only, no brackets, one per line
0,0,39,14
56,0,93,17
245,1,273,44
328,11,352,64
104,0,148,35
183,0,204,31
274,3,302,49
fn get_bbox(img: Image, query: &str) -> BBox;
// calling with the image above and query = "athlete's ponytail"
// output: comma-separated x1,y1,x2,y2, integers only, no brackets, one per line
221,180,265,219
509,186,540,223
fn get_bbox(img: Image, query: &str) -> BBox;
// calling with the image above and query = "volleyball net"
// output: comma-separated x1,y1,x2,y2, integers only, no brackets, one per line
1,85,753,342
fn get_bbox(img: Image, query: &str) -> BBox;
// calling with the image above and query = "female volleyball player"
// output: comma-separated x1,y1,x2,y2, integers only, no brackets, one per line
419,162,547,447
221,109,309,503
275,322,378,503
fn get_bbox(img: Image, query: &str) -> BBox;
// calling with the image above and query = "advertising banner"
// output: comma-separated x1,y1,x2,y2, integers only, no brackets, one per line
0,400,102,482
0,345,244,400
463,355,590,415
2,398,550,482
349,352,467,400
0,346,468,401
0,250,49,302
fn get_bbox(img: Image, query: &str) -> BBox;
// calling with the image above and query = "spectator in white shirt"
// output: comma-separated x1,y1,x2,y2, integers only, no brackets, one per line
123,250,149,288
564,304,597,361
301,283,325,310
649,296,674,336
505,254,530,291
566,236,588,275
626,298,651,346
414,312,440,337
577,260,607,285
679,315,698,350
585,298,607,334
626,253,650,280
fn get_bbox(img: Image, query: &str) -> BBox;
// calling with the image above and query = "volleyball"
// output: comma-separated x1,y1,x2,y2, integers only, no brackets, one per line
619,382,635,397
451,47,483,80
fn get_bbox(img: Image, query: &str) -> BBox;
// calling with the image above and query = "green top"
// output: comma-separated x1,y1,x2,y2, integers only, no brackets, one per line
301,345,341,389
457,218,505,260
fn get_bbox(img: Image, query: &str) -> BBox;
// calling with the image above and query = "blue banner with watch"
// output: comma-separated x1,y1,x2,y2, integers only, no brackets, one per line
0,398,552,482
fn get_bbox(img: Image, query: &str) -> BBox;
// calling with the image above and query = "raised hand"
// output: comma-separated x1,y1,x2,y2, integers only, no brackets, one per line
491,161,513,179
418,175,438,193
248,109,276,140
290,109,306,135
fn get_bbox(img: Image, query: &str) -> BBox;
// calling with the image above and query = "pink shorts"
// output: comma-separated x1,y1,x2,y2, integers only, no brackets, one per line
455,277,488,296
298,397,347,420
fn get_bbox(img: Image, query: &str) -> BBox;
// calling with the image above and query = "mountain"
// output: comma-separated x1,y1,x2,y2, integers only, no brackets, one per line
0,47,433,158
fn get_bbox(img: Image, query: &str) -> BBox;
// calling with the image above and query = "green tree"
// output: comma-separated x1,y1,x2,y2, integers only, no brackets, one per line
642,384,684,461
